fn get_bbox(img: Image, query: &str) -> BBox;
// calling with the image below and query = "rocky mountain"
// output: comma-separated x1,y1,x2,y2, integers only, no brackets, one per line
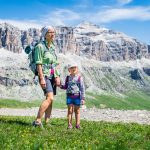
0,22,150,101
73,22,149,61
0,23,22,53
0,22,150,61
1,47,150,101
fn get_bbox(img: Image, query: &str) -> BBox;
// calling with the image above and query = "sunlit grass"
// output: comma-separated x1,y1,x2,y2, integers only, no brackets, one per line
86,92,150,110
0,90,150,110
0,116,149,150
0,99,41,108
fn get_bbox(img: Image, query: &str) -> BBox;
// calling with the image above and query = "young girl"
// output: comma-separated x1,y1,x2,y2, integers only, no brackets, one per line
60,62,85,129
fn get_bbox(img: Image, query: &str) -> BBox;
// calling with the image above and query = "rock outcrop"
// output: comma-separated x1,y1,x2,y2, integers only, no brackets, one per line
0,23,22,53
74,22,149,61
0,22,149,62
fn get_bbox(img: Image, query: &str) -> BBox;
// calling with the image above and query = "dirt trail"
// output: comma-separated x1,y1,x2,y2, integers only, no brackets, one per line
0,107,150,125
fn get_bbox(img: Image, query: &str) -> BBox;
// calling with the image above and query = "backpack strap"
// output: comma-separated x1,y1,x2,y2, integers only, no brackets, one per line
76,75,81,88
66,75,69,86
77,75,81,83
65,75,81,88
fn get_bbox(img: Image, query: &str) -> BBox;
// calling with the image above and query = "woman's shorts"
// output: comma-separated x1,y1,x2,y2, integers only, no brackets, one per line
66,97,81,106
42,76,56,95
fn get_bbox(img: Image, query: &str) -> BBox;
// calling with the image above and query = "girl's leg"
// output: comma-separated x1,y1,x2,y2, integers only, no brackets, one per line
67,104,73,127
74,105,80,127
36,92,54,123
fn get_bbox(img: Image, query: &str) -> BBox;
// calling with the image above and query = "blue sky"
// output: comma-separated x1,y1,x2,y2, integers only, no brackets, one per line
0,0,150,44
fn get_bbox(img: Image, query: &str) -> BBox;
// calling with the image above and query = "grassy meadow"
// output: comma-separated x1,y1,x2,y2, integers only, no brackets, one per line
0,91,150,149
0,91,150,110
0,116,150,150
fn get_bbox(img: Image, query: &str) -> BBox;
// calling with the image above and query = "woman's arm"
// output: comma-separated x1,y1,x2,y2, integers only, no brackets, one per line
37,64,46,89
34,44,46,89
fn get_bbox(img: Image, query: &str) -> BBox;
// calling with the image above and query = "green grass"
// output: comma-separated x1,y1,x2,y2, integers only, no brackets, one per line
53,93,66,109
0,116,149,150
1,90,150,110
0,99,41,108
86,92,150,110
50,91,150,110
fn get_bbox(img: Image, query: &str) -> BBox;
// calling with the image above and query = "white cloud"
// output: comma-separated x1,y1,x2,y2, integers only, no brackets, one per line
41,6,150,26
90,7,150,23
40,9,81,26
1,6,150,29
0,9,81,29
0,19,42,30
74,0,91,9
117,0,133,5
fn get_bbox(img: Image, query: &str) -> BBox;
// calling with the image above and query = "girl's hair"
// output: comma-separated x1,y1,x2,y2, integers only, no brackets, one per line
68,66,79,74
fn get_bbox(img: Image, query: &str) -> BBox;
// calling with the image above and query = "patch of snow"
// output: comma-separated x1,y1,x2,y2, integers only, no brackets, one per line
0,20,42,30
0,48,28,67
58,53,150,70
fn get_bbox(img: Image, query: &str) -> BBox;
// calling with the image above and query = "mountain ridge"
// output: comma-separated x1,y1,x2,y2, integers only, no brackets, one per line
0,22,150,100
0,47,150,100
0,22,149,62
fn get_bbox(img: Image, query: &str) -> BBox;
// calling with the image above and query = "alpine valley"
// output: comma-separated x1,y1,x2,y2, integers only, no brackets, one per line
0,22,150,104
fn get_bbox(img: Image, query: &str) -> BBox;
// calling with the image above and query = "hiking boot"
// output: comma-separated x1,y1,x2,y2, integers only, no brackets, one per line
76,125,80,129
32,121,43,128
67,124,72,129
45,123,52,128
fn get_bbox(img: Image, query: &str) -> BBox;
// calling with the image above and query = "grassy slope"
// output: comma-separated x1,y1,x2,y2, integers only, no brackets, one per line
0,116,149,150
86,92,150,110
0,99,41,108
0,90,150,110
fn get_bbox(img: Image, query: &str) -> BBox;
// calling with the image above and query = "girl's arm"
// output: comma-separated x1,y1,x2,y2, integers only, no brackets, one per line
60,76,68,90
79,77,85,101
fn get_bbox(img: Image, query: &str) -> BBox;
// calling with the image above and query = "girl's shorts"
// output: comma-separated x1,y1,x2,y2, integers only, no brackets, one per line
66,97,81,106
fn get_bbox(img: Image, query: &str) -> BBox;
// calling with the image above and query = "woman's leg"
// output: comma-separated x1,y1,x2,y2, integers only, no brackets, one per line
74,105,80,126
36,92,54,123
45,101,53,124
67,104,73,126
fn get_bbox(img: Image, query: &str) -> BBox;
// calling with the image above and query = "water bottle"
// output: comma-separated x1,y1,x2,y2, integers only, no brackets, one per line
33,76,39,85
81,104,87,112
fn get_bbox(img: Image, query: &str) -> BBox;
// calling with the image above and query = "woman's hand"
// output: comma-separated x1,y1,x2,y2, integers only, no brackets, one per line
55,77,61,86
37,64,46,88
40,78,46,89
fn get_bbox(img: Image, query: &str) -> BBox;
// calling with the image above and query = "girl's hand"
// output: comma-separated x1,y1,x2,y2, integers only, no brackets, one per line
40,78,46,89
81,100,85,105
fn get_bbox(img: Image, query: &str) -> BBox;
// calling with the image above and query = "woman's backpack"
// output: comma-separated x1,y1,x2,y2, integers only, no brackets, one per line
24,43,39,76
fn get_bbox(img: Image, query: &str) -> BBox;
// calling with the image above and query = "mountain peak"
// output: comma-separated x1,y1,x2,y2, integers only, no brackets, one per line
76,21,108,32
0,22,19,30
77,21,101,29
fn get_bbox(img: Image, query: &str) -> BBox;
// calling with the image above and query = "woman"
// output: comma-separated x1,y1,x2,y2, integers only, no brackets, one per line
32,26,60,127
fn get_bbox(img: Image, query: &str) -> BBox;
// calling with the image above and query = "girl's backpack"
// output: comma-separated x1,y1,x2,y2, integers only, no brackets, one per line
66,75,81,94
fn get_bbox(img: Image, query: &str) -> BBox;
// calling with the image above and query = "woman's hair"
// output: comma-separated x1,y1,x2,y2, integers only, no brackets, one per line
41,26,55,38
